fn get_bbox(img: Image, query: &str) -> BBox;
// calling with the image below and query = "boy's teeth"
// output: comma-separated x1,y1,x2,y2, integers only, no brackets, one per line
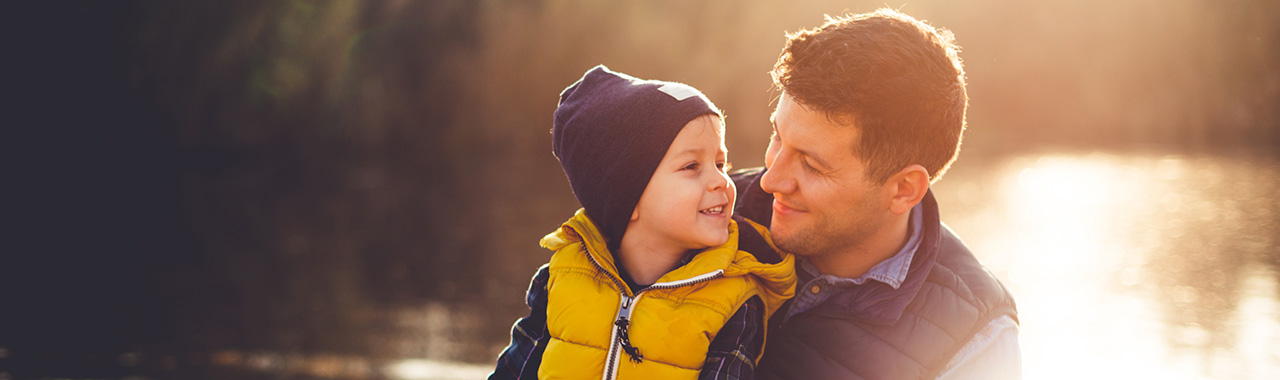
701,206,724,214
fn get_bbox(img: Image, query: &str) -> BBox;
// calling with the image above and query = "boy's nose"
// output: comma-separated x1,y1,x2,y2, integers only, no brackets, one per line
708,170,729,191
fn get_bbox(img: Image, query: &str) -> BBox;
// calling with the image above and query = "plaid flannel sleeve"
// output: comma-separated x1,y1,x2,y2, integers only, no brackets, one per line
488,264,552,380
700,296,765,380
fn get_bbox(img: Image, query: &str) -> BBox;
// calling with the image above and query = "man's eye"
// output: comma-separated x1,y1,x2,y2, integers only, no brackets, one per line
801,159,820,174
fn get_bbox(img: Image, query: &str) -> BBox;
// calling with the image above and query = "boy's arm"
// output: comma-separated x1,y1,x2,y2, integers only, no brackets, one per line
488,265,552,380
699,296,765,380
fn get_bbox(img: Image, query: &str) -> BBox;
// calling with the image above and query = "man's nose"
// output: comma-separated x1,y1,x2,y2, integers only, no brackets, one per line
760,153,796,195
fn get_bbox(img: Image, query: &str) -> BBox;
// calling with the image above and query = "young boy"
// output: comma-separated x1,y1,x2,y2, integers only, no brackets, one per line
488,66,796,380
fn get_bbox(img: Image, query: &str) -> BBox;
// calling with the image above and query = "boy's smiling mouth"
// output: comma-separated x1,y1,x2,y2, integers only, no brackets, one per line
699,205,726,215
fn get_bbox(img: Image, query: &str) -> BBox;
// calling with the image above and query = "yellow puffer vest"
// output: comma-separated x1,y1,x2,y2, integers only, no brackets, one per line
538,209,796,380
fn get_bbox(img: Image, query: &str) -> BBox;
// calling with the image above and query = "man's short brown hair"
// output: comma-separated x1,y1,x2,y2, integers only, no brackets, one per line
772,8,968,183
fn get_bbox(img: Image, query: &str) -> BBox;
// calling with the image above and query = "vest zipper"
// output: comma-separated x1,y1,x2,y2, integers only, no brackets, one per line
605,292,640,380
579,243,725,380
645,269,725,291
578,243,632,380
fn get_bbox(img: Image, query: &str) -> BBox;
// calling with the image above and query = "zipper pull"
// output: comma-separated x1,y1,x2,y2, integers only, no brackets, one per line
614,295,643,364
614,317,643,363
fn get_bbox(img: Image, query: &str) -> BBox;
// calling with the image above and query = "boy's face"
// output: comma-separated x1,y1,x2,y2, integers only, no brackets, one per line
629,115,736,252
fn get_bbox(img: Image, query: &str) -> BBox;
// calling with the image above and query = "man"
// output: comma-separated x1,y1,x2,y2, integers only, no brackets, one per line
732,9,1021,379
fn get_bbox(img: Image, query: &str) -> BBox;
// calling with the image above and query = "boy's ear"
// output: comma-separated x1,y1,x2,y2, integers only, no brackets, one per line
631,207,639,221
886,164,929,215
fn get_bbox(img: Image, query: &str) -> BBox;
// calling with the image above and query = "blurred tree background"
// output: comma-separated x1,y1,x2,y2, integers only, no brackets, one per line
8,0,1279,377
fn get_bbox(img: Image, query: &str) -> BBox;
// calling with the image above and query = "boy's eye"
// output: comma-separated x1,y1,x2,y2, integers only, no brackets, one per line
682,162,700,171
718,162,732,173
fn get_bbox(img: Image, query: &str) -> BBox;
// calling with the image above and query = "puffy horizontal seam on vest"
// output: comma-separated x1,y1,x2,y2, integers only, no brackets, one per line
549,265,603,276
657,293,735,318
550,335,609,352
638,356,701,370
550,331,703,371
907,284,980,343
550,266,618,286
559,335,700,372
901,304,963,345
928,260,981,303
928,251,1019,324
923,263,989,316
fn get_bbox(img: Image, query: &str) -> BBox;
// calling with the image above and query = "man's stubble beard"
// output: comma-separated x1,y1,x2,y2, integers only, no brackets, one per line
771,194,885,261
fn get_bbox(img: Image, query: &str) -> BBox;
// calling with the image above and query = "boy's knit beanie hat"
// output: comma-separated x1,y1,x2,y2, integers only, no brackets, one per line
552,65,722,251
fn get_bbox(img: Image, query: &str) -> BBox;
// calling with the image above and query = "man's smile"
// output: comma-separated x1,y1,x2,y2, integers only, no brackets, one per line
772,198,806,215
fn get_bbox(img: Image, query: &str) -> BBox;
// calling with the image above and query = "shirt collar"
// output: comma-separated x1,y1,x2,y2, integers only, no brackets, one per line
800,202,925,289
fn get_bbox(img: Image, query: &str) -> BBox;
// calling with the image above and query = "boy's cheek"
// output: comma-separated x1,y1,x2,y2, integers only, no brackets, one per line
726,184,738,217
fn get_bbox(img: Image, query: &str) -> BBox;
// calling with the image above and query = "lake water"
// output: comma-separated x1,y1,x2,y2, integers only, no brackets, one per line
931,150,1280,380
146,150,1280,379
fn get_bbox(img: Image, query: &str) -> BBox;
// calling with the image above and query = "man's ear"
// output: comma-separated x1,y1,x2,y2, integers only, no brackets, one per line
885,164,929,215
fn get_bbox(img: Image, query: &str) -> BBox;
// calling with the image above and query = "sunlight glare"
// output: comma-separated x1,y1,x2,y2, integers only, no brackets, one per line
996,155,1193,380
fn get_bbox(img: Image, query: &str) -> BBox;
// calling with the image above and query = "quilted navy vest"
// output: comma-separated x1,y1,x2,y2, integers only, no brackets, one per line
731,169,1018,380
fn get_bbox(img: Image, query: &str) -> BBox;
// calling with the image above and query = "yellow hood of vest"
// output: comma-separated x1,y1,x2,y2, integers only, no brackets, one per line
540,209,795,309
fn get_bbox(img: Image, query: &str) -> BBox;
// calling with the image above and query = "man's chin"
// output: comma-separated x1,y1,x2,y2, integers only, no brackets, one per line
767,222,805,255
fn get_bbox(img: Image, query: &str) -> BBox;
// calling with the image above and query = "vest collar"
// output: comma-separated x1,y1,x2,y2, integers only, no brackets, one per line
810,189,944,326
540,209,791,292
